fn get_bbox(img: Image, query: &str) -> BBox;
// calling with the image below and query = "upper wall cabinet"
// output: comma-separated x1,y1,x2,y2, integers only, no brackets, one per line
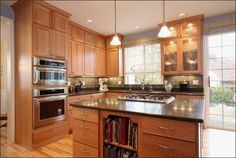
52,30,67,59
33,3,51,27
52,11,68,33
161,15,203,75
85,31,96,46
96,36,105,49
72,26,84,43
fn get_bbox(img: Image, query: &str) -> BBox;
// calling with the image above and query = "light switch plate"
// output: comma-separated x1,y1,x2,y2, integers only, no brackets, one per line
193,80,199,85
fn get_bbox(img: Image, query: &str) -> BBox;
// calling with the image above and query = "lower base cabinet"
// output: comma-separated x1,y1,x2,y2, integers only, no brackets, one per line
140,133,196,157
72,107,202,157
73,141,98,158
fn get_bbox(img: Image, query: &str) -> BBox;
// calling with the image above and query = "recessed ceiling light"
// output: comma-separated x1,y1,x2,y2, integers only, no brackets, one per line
86,19,92,24
135,26,139,29
178,13,186,18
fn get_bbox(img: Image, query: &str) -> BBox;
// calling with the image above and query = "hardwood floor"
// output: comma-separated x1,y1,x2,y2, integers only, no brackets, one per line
1,127,235,157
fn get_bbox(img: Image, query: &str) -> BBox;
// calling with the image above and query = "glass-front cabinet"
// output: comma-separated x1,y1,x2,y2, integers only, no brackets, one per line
161,15,203,75
161,39,179,74
181,36,201,73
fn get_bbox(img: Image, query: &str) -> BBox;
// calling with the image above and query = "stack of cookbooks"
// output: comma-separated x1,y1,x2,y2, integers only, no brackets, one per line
103,145,138,158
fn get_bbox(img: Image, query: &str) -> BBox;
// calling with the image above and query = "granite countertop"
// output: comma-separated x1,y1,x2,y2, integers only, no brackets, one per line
70,97,204,123
68,89,204,96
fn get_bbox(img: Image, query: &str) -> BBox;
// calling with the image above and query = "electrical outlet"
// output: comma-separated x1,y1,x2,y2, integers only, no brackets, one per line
118,80,122,85
82,81,86,85
193,80,199,85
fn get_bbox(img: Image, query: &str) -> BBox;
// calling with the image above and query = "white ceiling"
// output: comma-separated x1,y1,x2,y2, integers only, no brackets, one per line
2,0,235,36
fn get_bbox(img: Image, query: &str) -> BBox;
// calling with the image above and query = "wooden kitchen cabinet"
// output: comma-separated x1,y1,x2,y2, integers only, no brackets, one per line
181,36,201,74
95,48,106,76
52,30,67,59
175,95,204,99
106,48,119,76
67,40,72,74
180,20,201,37
95,36,105,49
85,31,96,46
33,2,51,27
72,26,84,43
68,24,72,39
72,107,99,157
52,11,68,33
161,39,180,75
72,42,84,75
161,15,203,75
84,45,95,76
33,24,52,58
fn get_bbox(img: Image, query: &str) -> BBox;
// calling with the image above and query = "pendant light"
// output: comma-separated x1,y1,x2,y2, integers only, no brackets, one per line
110,0,121,46
158,0,172,38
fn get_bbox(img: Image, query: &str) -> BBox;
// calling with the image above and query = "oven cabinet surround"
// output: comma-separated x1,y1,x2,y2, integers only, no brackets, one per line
32,1,69,60
67,22,106,77
161,15,203,75
72,108,202,157
13,0,71,149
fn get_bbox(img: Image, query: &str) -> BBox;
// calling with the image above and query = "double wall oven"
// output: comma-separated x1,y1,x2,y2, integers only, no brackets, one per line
32,57,68,128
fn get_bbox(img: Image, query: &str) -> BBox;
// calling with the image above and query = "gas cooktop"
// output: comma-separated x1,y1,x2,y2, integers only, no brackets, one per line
118,94,175,104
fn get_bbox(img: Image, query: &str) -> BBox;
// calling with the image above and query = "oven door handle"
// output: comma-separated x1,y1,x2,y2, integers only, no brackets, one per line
33,67,39,84
34,95,68,102
36,67,66,72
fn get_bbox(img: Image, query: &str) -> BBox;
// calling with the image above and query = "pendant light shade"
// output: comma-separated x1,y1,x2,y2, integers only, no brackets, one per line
111,34,121,45
111,0,121,46
158,0,171,38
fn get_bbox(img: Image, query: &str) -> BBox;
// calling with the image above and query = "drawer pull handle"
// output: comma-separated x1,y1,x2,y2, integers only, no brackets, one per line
159,126,175,131
158,144,175,150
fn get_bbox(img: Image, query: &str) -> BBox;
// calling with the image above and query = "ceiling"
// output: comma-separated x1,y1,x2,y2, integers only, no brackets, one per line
2,0,235,36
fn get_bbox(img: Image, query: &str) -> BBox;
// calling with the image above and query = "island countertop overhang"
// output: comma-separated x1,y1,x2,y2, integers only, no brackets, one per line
70,97,204,123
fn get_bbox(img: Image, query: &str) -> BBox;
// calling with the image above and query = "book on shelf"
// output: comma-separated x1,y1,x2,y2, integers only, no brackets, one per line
104,116,138,150
104,144,138,158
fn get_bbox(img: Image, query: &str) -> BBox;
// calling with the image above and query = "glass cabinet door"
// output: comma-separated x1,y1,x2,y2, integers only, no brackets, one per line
162,39,178,73
180,20,201,37
168,24,179,39
181,36,201,72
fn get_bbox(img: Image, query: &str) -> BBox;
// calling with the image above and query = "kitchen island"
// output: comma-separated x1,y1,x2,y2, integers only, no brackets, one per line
70,96,204,157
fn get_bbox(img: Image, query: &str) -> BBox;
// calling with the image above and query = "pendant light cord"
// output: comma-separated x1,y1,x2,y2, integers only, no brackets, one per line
114,0,117,35
163,0,166,25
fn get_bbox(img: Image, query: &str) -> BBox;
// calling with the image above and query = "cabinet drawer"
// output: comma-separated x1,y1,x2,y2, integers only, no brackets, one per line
33,121,67,144
73,119,98,148
73,141,98,158
142,117,196,142
140,133,196,157
72,107,98,123
175,95,203,99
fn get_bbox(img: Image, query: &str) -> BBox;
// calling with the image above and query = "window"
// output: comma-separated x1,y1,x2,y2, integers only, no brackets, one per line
207,31,235,130
124,43,162,84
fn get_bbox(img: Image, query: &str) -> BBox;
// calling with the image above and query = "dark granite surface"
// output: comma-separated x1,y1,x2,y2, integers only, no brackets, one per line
68,89,204,96
70,97,204,123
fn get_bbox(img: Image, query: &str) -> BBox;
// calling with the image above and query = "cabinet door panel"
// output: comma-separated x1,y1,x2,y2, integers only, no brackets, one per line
84,45,95,76
52,12,68,33
161,39,180,75
95,36,105,49
85,32,95,46
73,142,98,158
68,24,73,39
33,24,51,58
72,42,84,75
180,36,201,73
180,20,201,37
72,26,84,43
106,49,119,76
52,30,67,59
33,3,51,27
95,49,105,76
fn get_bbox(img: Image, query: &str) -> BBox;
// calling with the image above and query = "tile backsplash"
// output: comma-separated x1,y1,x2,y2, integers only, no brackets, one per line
68,75,203,89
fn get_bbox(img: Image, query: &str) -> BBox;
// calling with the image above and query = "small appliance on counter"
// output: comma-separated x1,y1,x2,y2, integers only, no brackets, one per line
74,81,83,92
99,78,109,92
179,80,189,91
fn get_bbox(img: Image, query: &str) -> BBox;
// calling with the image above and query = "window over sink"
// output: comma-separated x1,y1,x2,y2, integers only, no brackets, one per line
124,43,163,84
